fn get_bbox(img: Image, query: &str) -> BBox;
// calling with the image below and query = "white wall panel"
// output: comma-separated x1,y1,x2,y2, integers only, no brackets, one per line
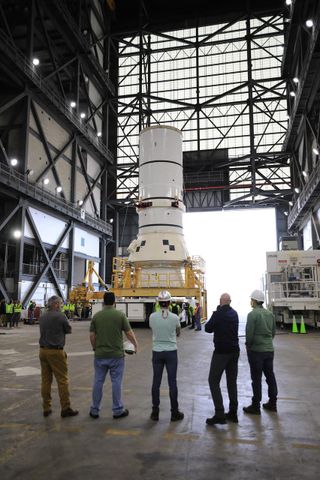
74,227,99,257
87,154,100,179
24,207,69,249
33,103,70,152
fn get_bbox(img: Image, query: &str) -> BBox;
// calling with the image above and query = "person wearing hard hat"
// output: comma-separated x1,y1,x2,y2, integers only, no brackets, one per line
149,290,184,422
243,289,278,415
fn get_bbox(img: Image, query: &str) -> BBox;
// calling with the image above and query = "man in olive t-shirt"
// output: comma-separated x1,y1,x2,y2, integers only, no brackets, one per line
89,291,138,419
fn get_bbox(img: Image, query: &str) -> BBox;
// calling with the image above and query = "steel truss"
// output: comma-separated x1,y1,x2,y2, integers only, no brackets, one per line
111,11,292,211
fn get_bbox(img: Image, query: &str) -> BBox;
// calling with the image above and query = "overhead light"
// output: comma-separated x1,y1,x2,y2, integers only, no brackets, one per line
289,201,293,206
80,112,86,119
56,186,63,193
302,171,308,177
10,158,18,166
13,230,22,239
78,200,84,206
32,58,40,66
313,147,319,155
70,101,76,108
293,77,299,84
306,19,314,28
290,91,296,97
285,0,292,5
109,218,114,224
284,211,288,216
43,178,49,185
97,131,102,137
294,187,300,194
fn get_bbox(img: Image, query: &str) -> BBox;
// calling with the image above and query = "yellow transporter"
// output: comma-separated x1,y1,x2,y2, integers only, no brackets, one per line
110,125,207,323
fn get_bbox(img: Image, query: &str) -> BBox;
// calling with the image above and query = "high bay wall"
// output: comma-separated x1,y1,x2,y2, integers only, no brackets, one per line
1,0,320,304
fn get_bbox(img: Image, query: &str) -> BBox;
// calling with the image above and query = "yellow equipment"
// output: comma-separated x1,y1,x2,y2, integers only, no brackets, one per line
69,260,107,303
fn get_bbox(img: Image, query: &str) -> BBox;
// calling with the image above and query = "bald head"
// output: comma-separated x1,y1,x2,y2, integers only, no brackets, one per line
220,293,231,306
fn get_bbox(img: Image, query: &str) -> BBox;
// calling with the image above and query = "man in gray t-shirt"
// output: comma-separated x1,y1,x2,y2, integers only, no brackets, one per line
39,296,78,418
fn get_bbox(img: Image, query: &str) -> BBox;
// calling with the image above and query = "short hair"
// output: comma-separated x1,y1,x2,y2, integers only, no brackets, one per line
47,296,61,309
104,291,115,305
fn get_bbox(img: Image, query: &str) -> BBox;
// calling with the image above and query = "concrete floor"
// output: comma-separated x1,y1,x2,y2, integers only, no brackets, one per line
0,320,320,480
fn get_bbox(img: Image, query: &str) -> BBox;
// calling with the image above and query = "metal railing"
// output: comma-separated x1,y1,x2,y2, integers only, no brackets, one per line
0,29,114,164
0,162,113,236
267,281,320,300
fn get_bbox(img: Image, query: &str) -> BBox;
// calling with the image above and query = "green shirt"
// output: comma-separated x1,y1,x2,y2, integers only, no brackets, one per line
90,305,131,358
245,305,276,352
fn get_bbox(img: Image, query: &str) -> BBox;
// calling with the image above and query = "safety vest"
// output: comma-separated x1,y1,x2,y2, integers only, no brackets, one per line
69,303,75,312
6,303,14,314
14,303,22,313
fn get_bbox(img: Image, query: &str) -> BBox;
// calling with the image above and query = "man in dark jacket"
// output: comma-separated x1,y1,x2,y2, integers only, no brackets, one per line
205,293,239,425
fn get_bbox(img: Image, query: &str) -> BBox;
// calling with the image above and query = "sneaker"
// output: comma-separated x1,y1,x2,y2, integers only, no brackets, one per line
89,411,99,419
150,409,159,421
61,408,79,418
171,410,184,422
206,415,226,425
113,409,129,419
263,402,277,412
243,405,261,415
43,409,52,418
225,412,238,423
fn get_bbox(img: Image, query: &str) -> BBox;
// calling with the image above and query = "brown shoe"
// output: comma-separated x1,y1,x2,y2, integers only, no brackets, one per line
61,408,79,418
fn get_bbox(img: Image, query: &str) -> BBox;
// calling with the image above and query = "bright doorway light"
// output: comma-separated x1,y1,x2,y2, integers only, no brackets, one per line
183,208,277,321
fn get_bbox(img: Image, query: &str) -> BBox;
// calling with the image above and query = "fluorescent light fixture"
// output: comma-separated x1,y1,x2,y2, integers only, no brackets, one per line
56,186,63,193
306,19,314,28
285,0,292,5
97,131,102,137
10,158,18,166
109,218,114,224
80,112,86,119
284,211,288,216
43,178,49,185
70,101,76,108
289,201,293,206
290,91,296,97
13,230,22,239
78,200,84,206
294,187,300,194
302,171,308,177
293,77,299,84
32,58,40,66
313,148,319,155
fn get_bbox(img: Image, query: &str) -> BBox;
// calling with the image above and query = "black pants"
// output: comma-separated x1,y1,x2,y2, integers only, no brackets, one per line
247,350,278,406
152,350,179,412
208,351,239,417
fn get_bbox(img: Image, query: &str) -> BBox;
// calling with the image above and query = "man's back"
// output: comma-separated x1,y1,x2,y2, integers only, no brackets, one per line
246,306,275,352
39,310,71,348
149,311,179,351
205,305,239,353
91,306,130,358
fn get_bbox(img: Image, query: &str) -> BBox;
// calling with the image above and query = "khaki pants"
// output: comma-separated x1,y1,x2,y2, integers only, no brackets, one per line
39,348,71,411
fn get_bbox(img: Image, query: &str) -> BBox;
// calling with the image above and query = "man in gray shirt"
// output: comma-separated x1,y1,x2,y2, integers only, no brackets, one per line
39,295,78,418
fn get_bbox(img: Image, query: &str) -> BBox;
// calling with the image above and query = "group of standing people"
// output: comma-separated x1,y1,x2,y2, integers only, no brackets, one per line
38,289,277,425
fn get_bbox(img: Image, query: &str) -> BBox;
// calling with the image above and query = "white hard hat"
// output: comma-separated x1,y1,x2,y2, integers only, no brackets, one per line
250,289,265,302
123,340,135,355
157,290,171,302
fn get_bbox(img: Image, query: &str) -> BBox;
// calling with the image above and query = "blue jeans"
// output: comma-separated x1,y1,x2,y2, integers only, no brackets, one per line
152,350,179,412
247,351,278,406
91,357,125,416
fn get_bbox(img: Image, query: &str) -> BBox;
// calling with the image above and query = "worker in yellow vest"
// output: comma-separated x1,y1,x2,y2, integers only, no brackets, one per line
5,300,14,328
69,302,75,321
13,301,22,327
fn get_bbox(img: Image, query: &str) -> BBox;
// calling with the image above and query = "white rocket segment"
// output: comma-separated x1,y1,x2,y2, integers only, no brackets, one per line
128,125,189,266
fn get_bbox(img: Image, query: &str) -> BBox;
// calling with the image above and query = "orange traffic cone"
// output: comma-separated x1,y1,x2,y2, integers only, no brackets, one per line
300,315,307,334
292,315,299,333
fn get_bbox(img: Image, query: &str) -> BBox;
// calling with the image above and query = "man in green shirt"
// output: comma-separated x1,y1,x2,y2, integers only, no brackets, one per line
243,289,278,415
89,291,138,419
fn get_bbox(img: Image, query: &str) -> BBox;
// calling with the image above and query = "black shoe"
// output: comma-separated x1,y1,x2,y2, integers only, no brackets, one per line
206,415,226,425
225,412,238,423
171,410,184,422
113,409,129,419
263,402,277,412
194,328,201,331
43,409,52,418
243,405,261,415
61,408,79,418
188,326,194,329
89,411,99,419
150,409,159,421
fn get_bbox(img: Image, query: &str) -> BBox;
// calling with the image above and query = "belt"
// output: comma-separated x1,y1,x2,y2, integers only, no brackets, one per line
40,346,64,350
